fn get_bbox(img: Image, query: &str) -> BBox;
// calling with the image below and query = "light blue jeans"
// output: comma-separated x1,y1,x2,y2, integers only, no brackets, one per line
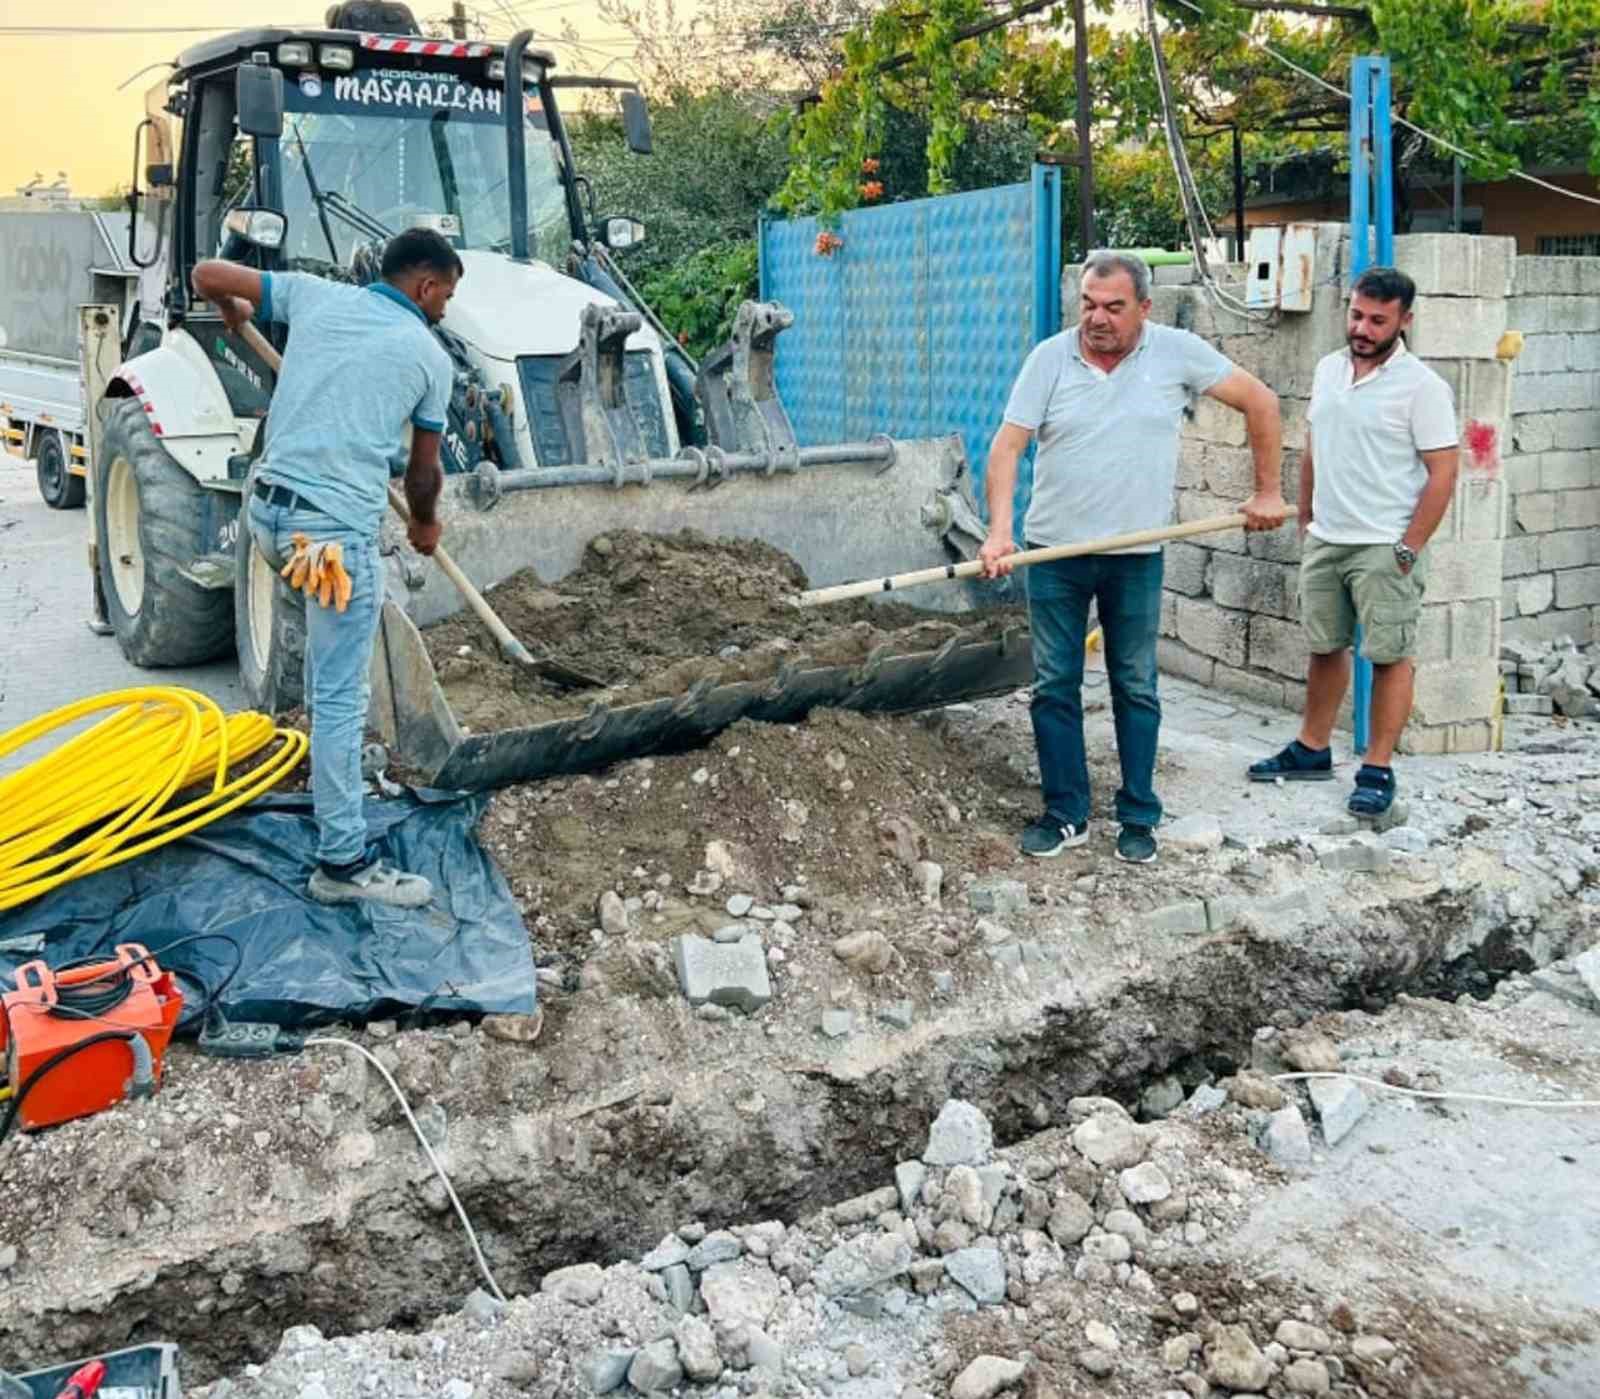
247,491,382,867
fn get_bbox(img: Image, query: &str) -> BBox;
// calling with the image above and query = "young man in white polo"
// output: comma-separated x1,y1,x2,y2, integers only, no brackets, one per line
1250,266,1460,816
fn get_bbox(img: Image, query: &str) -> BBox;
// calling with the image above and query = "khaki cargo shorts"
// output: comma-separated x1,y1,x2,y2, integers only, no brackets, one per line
1298,537,1427,664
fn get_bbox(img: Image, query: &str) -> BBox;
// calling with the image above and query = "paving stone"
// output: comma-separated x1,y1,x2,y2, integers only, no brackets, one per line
673,934,771,1011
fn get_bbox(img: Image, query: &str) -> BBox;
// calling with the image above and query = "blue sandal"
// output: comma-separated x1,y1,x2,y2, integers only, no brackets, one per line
1248,740,1334,782
1347,764,1396,817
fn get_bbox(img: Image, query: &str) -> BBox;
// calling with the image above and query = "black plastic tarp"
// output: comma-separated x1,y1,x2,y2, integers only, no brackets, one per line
0,791,536,1029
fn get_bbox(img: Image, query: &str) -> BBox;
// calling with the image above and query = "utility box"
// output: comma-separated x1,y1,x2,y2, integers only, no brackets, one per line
1244,224,1317,312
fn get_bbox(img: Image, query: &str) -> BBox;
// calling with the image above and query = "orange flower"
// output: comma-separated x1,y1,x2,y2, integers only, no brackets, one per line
861,156,880,175
859,180,884,201
813,230,844,257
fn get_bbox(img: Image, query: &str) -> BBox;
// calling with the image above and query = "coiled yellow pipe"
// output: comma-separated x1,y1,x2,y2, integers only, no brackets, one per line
0,687,308,912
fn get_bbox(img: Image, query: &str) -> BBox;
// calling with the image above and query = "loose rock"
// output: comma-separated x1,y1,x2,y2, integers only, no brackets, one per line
950,1356,1027,1399
923,1099,995,1166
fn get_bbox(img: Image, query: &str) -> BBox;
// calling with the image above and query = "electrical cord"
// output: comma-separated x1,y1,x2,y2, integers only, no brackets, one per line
0,1033,145,1149
305,1037,507,1303
1274,1071,1600,1110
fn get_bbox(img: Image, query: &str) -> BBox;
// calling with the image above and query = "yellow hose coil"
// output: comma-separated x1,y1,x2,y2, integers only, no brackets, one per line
0,687,308,913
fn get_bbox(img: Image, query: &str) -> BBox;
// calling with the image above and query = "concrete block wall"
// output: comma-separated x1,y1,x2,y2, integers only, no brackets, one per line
1067,226,1514,754
1501,256,1600,647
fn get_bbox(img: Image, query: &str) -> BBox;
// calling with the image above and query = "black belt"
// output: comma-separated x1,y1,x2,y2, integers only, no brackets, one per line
253,479,313,511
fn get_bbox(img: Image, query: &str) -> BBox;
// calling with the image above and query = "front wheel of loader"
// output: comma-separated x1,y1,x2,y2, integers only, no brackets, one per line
234,476,306,715
95,397,234,666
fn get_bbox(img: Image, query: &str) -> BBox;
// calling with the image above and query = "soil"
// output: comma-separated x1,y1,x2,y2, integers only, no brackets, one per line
420,528,1023,732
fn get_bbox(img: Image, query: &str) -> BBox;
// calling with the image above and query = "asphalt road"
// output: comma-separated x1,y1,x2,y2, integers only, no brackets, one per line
0,458,246,771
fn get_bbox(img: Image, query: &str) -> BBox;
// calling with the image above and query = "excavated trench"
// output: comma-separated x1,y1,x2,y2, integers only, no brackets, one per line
2,873,1586,1387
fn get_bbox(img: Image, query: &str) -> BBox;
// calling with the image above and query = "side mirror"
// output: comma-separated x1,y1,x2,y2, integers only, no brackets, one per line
224,207,288,249
236,61,285,139
601,216,646,251
620,89,652,155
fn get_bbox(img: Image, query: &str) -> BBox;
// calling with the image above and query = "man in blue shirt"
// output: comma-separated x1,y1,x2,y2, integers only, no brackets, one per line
192,229,459,908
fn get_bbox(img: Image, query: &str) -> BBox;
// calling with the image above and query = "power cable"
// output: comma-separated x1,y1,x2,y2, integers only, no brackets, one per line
1169,0,1600,212
304,1037,508,1301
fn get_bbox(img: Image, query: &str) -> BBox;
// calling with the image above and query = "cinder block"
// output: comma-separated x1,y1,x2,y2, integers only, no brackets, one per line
1568,488,1600,526
1516,572,1557,615
1580,261,1600,295
1506,295,1549,334
1546,295,1600,333
1540,530,1595,572
1212,663,1287,710
1553,410,1600,451
1448,477,1505,541
1555,566,1600,608
1398,723,1451,756
1540,450,1599,491
1421,539,1503,603
1160,588,1179,638
1245,525,1304,565
1175,448,1206,491
1190,395,1247,447
1416,603,1451,663
1408,295,1508,360
1512,257,1579,296
1210,554,1297,620
1503,454,1542,496
1568,334,1600,370
1199,444,1258,499
1175,596,1249,668
1249,613,1309,680
1511,412,1559,455
1513,491,1557,535
1412,657,1500,726
1157,637,1215,686
1501,581,1519,621
1395,234,1515,298
1512,334,1572,376
1449,721,1495,754
1165,542,1209,597
1503,607,1597,647
1502,533,1541,577
1449,599,1500,659
1176,491,1247,553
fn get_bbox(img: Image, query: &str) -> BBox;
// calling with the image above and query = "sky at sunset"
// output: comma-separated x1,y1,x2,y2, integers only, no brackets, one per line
0,0,662,197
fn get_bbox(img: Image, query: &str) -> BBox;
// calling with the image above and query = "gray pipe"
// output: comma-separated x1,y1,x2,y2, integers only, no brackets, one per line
493,438,896,493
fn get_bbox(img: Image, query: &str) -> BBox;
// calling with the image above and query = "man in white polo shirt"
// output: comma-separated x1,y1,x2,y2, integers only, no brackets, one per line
982,251,1287,866
1249,266,1460,817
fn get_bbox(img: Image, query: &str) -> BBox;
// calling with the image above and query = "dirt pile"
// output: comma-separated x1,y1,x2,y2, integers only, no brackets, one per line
421,529,1022,732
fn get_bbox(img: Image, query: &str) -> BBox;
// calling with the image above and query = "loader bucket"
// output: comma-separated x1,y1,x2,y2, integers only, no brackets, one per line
369,435,1036,789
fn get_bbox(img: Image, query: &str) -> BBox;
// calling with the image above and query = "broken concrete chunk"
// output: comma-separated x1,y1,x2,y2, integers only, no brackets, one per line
626,1338,683,1394
1262,1104,1312,1167
597,890,629,935
1315,834,1391,873
540,1262,605,1305
584,1347,636,1394
968,877,1028,916
1309,1076,1369,1147
923,1099,995,1166
944,1246,1007,1304
1204,1324,1273,1391
950,1355,1027,1399
813,1231,913,1296
639,1234,689,1271
820,1009,854,1039
1351,1335,1398,1364
1163,812,1224,851
1226,1069,1287,1111
1072,1113,1149,1169
1282,1033,1341,1074
832,929,896,974
685,1229,742,1271
878,999,915,1030
1284,1358,1332,1394
895,1159,928,1214
700,1261,781,1330
1275,1320,1332,1352
673,934,772,1012
674,1315,723,1383
1119,1161,1174,1204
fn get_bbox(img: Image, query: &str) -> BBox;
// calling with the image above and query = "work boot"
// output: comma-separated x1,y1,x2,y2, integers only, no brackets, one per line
308,858,433,908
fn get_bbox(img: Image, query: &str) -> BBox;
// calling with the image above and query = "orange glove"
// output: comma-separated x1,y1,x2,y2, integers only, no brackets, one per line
279,534,353,613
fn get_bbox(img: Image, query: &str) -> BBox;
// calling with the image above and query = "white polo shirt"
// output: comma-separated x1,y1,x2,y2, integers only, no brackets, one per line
1306,342,1458,546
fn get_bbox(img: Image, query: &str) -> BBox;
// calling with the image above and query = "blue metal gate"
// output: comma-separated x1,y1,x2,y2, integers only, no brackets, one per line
759,165,1062,534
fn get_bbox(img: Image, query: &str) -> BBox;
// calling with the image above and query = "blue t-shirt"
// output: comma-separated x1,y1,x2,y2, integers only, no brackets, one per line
255,272,453,535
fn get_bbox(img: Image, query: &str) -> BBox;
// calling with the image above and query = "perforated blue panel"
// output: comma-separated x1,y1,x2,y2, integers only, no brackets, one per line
759,167,1061,535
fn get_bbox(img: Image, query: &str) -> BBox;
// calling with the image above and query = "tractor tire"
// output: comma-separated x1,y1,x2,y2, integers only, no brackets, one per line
234,472,306,715
94,397,235,667
36,429,84,509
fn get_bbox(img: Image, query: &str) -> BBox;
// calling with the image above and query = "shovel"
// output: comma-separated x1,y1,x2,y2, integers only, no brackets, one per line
794,513,1249,607
236,321,600,691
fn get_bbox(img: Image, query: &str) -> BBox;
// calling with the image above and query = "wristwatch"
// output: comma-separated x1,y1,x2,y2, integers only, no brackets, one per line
1393,542,1418,570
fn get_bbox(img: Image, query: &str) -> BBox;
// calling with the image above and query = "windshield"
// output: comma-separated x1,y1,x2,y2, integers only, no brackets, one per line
278,68,573,267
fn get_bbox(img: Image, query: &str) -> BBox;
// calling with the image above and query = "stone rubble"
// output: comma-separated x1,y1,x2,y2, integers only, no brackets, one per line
197,1094,1416,1399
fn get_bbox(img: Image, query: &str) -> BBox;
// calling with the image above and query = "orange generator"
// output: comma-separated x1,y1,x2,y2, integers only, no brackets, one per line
0,944,183,1132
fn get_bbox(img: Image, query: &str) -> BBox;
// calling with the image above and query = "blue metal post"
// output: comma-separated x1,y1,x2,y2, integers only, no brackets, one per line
1030,162,1064,344
1347,55,1393,755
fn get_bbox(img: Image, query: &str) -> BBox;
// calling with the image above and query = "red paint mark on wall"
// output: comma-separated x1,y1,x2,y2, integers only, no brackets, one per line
1464,419,1499,477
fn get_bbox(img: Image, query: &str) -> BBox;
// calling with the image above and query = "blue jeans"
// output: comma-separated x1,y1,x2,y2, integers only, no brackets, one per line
1027,549,1165,830
247,493,382,867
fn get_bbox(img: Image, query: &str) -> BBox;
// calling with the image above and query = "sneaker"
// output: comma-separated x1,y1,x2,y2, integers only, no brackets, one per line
1347,764,1396,817
1115,824,1158,865
1248,739,1334,782
308,859,434,908
1020,816,1089,858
